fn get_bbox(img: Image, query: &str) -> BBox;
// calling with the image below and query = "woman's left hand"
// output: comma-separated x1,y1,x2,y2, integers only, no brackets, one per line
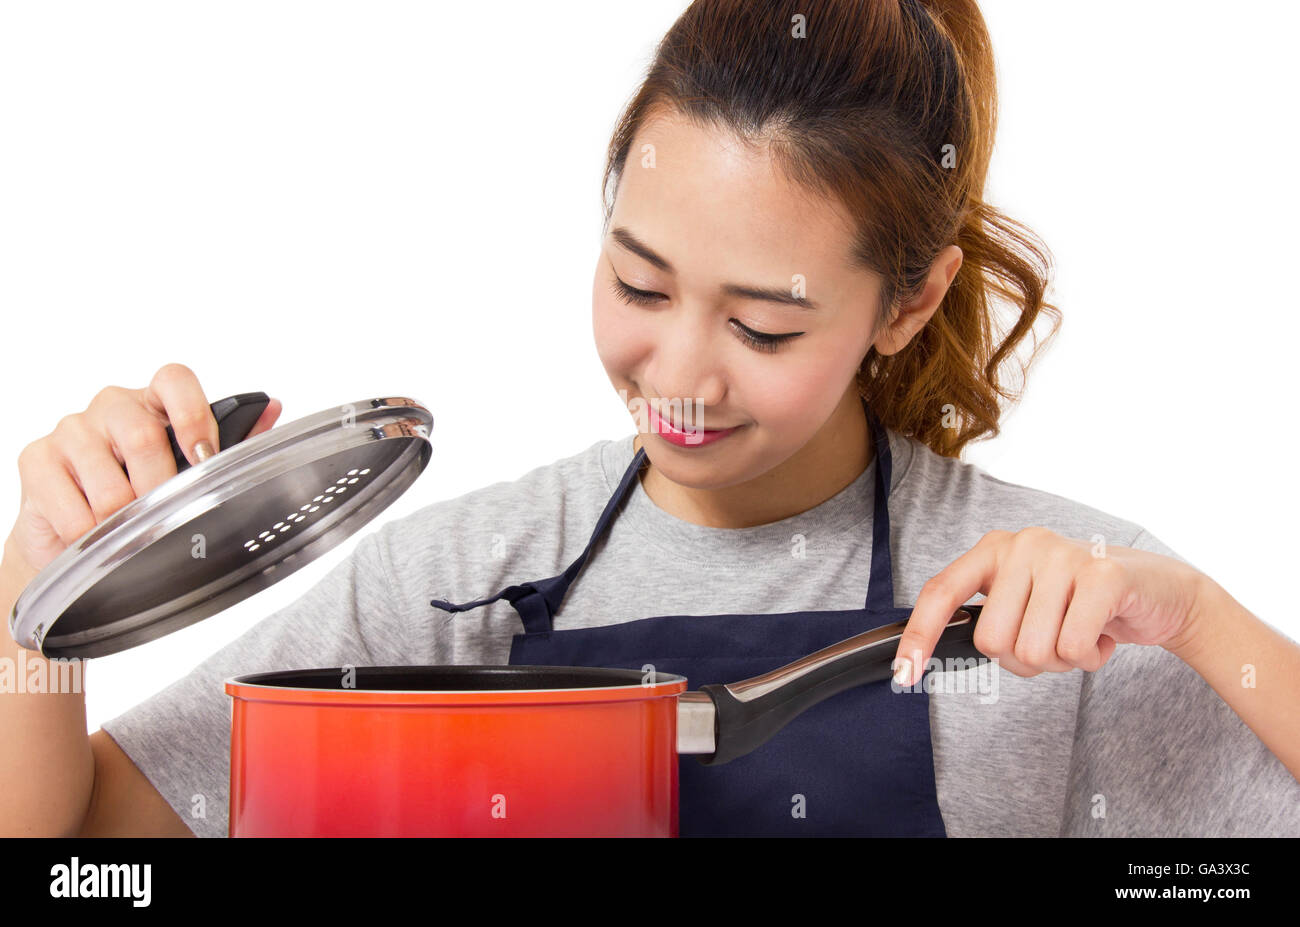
892,526,1211,683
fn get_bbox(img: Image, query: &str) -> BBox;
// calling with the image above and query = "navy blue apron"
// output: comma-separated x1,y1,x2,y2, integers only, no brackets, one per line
430,399,947,836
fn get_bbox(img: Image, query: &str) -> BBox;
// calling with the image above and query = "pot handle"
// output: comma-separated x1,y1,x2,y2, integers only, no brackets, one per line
695,604,986,766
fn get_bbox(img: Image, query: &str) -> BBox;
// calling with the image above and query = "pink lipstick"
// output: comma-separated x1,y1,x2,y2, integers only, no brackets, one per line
647,405,741,448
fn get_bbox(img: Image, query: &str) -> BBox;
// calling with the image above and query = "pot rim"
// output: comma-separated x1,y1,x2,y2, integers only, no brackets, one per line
224,664,690,706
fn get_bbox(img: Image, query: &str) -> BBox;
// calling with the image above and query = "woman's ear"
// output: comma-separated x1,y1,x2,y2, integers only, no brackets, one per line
873,245,964,356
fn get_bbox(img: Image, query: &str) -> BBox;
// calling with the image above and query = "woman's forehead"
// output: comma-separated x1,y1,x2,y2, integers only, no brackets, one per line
610,130,868,295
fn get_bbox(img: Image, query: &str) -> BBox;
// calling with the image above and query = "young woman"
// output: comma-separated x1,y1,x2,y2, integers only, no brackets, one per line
3,0,1297,837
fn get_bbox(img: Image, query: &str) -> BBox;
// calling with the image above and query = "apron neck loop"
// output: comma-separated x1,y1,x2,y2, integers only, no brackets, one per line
428,437,647,633
431,396,896,628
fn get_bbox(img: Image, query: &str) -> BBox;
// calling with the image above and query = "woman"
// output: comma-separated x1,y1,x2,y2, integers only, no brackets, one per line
2,0,1297,837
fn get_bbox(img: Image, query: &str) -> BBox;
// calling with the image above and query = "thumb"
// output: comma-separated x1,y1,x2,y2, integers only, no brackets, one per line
1093,632,1118,670
245,398,283,438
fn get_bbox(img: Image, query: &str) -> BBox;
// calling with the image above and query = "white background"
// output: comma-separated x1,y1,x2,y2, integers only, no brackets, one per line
1,1,1296,731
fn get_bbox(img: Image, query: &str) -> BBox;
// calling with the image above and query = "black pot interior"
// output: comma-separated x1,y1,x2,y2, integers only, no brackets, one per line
230,664,684,691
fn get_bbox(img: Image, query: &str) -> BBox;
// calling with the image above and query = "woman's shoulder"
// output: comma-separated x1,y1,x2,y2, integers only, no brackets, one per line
890,429,1172,558
366,435,626,579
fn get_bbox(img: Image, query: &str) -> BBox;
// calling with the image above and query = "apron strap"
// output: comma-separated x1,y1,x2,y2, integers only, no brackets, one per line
862,400,896,612
429,438,649,633
430,397,896,627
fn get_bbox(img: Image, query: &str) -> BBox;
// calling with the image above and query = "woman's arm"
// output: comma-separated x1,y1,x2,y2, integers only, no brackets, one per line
894,526,1300,800
0,544,94,836
1,540,190,837
1166,576,1300,782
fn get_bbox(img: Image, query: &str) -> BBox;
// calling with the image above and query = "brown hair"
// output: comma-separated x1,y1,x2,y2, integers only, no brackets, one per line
600,0,1060,458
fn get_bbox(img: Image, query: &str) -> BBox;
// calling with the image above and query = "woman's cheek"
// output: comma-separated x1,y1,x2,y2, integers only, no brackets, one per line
595,291,655,366
750,376,817,431
591,291,644,376
746,344,844,430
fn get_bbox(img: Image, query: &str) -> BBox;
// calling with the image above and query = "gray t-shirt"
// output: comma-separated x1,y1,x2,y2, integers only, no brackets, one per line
101,427,1300,837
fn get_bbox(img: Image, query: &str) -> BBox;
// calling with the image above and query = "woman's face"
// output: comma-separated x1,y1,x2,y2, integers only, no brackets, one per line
592,107,886,491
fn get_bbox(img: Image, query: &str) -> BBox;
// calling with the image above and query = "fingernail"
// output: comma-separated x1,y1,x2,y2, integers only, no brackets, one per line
193,440,214,462
893,657,913,686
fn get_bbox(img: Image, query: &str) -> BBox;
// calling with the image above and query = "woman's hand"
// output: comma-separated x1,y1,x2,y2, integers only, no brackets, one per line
7,363,282,580
892,526,1211,684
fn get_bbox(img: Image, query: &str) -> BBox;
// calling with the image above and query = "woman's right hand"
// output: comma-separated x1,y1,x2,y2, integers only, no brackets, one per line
7,363,282,579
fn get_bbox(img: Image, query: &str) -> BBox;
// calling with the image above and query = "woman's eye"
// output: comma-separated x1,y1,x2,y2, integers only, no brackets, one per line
609,275,664,306
609,275,802,354
730,321,800,353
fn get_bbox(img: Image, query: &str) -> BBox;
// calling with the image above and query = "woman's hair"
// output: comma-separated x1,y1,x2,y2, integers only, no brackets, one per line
601,0,1060,458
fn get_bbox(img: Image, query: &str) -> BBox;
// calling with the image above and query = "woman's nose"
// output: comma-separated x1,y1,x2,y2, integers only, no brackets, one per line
646,375,727,421
644,304,730,408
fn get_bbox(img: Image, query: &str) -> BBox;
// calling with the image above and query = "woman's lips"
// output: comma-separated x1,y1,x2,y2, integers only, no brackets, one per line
647,405,741,447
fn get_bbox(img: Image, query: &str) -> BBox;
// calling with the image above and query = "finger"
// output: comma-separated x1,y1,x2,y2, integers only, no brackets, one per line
101,400,177,497
55,420,138,524
895,530,1003,685
1015,568,1076,674
19,442,97,546
968,555,1041,678
245,397,282,438
139,363,218,465
1058,559,1127,672
972,560,1029,657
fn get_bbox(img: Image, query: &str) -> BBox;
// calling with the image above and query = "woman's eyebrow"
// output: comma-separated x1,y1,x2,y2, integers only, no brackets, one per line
611,225,822,311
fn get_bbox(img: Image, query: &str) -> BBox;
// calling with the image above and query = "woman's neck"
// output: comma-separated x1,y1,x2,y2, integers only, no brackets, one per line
632,391,874,529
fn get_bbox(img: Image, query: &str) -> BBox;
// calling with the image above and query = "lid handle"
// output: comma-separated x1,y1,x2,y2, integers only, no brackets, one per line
163,392,270,471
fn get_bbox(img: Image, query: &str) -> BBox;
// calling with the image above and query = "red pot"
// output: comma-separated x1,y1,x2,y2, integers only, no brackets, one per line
225,606,983,837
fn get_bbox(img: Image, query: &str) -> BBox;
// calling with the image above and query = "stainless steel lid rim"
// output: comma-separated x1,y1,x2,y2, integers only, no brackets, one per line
10,397,433,658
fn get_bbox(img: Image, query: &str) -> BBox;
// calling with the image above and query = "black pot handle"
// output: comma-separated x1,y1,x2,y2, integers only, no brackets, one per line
696,603,986,766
